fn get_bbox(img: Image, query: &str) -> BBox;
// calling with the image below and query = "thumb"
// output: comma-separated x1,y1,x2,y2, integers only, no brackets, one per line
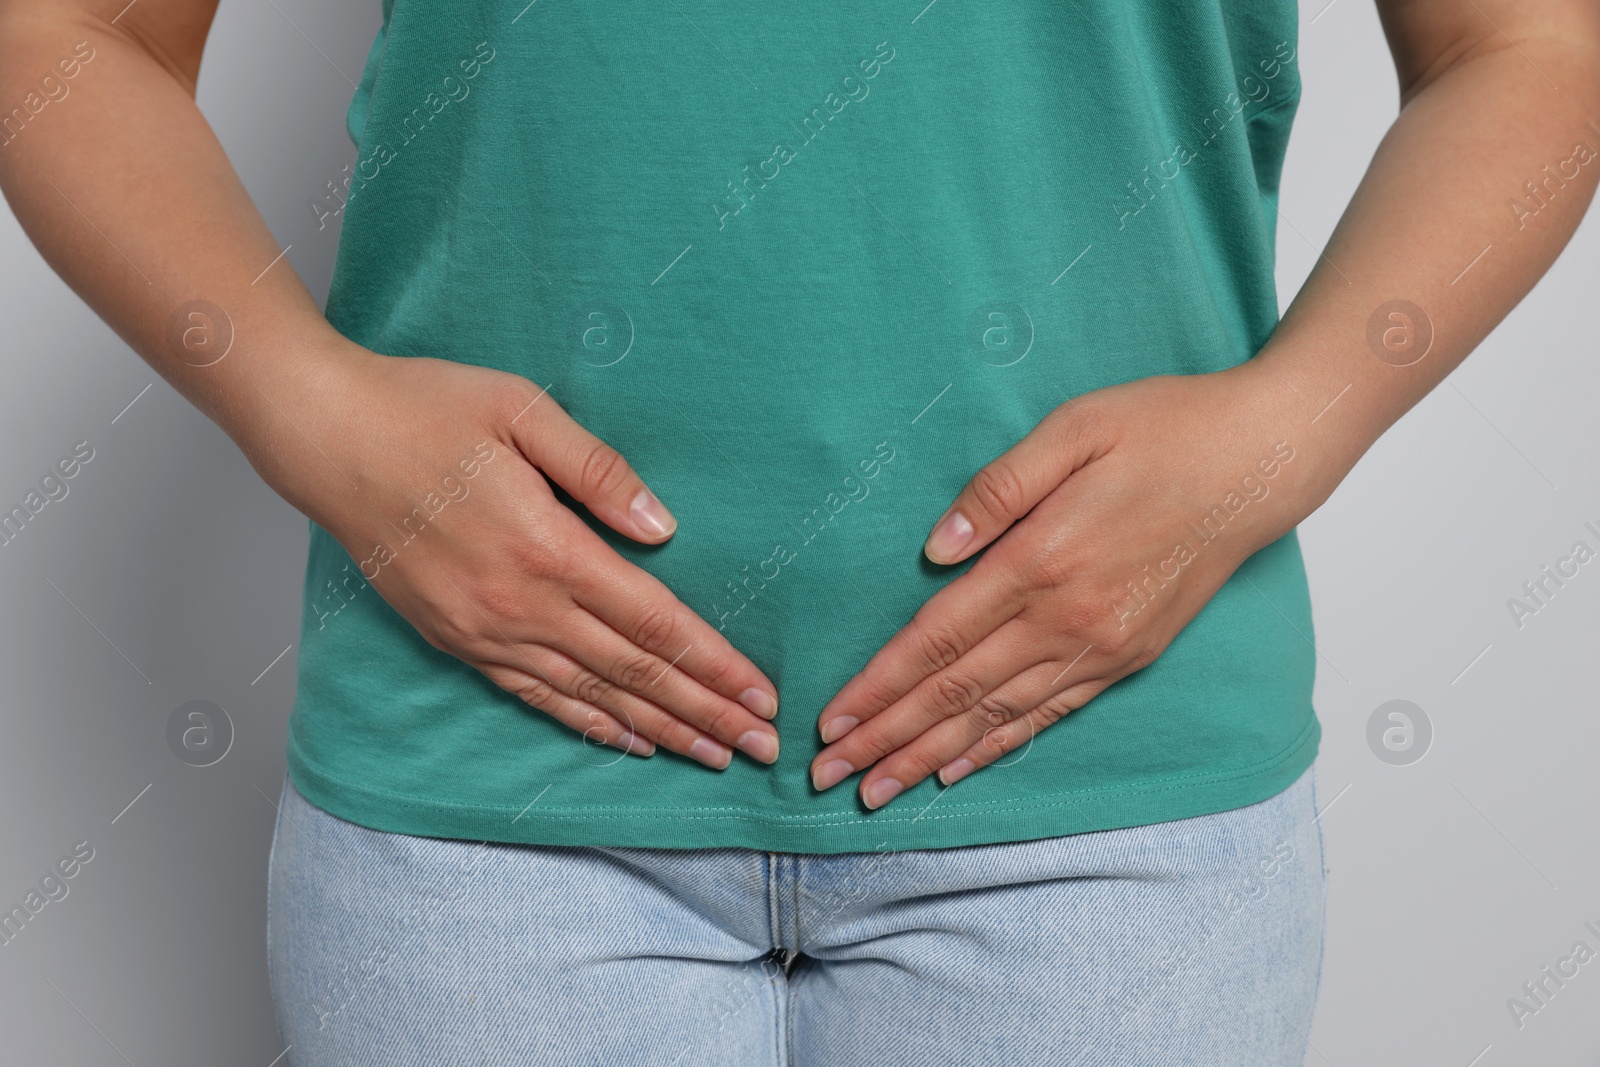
924,403,1104,565
502,383,677,544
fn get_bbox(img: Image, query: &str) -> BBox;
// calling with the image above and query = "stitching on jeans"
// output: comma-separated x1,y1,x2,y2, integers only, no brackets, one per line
772,951,786,1067
766,852,780,950
287,714,1318,826
770,852,788,1067
262,774,290,1010
786,859,801,1066
791,860,802,953
784,957,795,1067
1304,764,1330,1059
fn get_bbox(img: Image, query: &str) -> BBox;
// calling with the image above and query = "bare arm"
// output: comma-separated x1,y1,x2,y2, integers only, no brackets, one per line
0,0,340,461
1250,0,1600,516
809,0,1600,806
0,0,783,768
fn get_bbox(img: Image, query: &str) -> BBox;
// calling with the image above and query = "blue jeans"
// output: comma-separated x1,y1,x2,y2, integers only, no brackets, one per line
267,766,1326,1065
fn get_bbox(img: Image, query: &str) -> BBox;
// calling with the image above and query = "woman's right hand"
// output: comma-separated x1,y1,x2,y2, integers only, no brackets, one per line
0,0,778,770
251,339,780,769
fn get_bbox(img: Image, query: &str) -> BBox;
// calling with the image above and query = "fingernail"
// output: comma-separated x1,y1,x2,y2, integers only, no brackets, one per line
620,731,655,756
630,488,676,539
739,687,778,720
819,715,858,744
690,737,732,769
926,510,974,563
939,758,976,785
863,777,904,809
736,729,779,764
812,758,854,791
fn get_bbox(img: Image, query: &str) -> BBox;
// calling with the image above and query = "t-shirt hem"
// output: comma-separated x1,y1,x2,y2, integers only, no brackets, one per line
285,713,1319,854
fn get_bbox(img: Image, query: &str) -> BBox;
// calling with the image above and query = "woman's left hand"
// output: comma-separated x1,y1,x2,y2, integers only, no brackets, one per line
809,364,1321,809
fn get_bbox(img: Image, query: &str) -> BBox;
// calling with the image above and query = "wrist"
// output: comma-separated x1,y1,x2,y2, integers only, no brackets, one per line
1218,355,1357,549
225,327,389,515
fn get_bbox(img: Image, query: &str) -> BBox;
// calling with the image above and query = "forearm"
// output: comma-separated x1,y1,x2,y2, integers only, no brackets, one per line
1245,20,1600,524
0,4,363,497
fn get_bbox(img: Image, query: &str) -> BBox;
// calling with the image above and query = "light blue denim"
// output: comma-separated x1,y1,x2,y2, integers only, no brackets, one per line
268,765,1326,1065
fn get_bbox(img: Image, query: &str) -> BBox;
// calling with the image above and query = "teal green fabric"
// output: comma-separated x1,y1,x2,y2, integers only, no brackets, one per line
289,0,1319,853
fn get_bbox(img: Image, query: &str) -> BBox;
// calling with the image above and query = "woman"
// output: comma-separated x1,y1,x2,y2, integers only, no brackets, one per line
1,0,1595,1062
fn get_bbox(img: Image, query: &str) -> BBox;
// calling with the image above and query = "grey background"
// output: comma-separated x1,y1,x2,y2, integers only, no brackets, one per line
1,0,1596,1063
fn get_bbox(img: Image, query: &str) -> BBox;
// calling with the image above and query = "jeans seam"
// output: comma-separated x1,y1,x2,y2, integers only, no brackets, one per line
767,851,788,1067
1303,763,1329,1064
766,851,781,949
791,859,802,953
783,967,795,1067
264,775,289,1023
772,955,788,1067
788,855,801,1067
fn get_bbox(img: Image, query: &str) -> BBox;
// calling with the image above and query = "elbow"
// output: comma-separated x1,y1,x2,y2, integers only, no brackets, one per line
1388,5,1600,111
0,3,210,103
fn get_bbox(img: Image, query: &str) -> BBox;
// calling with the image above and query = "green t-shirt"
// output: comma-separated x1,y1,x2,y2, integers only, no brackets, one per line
289,0,1319,852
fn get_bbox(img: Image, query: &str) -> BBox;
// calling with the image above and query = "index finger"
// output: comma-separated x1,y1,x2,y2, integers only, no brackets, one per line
816,562,1024,743
924,403,1105,565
